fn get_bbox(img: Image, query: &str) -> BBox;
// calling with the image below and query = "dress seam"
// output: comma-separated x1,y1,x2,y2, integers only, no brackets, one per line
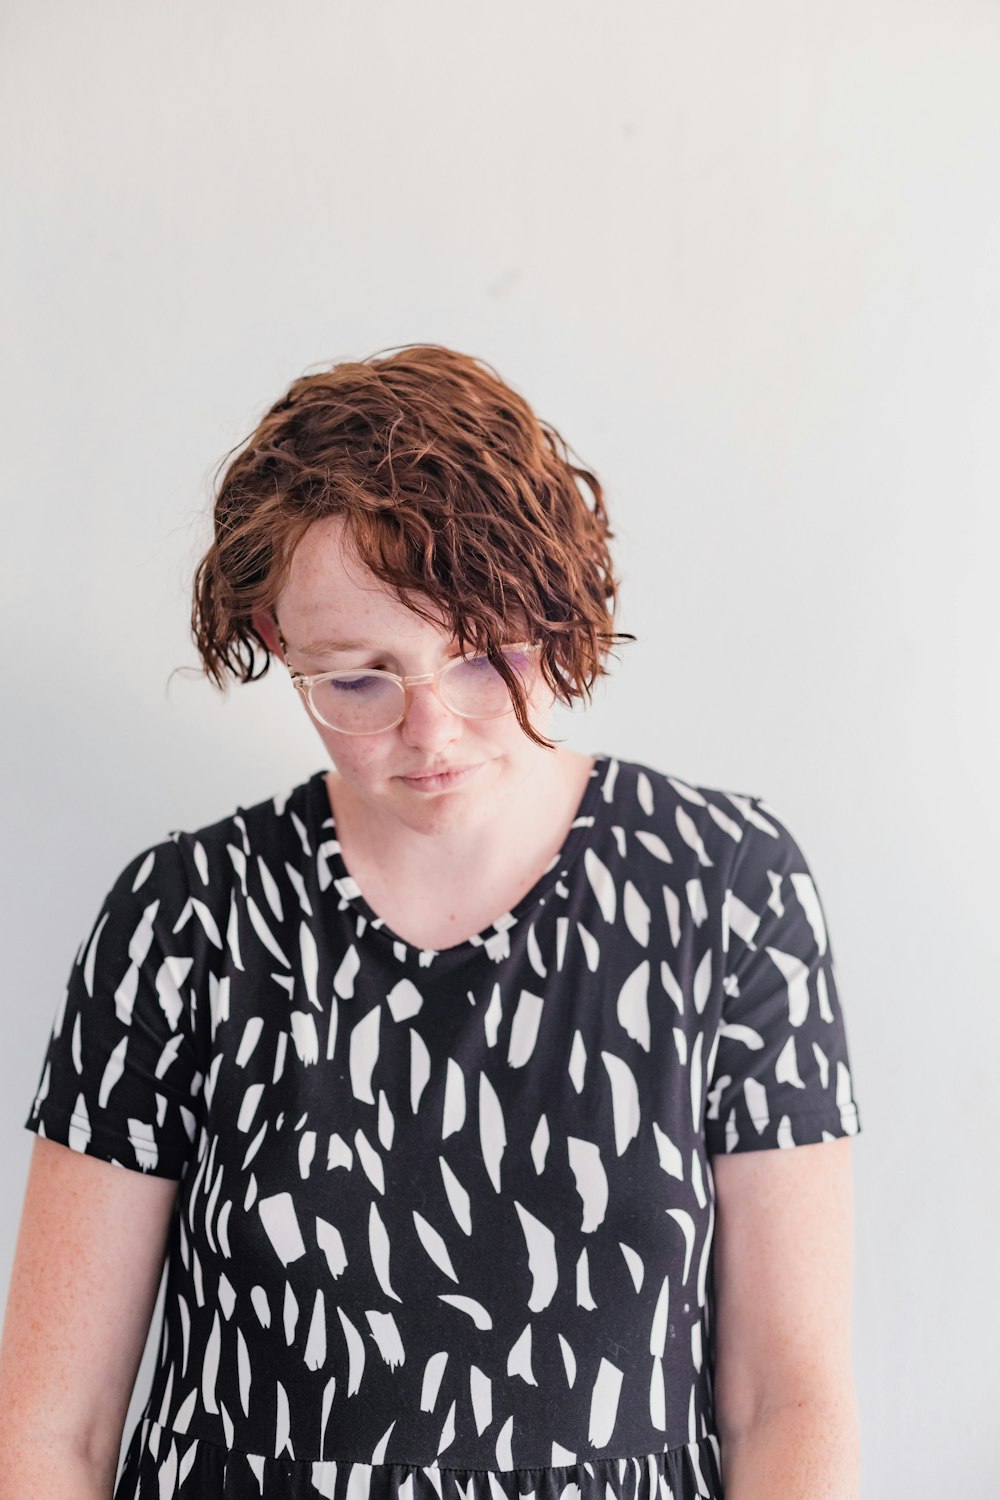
26,1106,190,1176
142,1415,718,1473
721,1100,860,1128
67,1109,178,1148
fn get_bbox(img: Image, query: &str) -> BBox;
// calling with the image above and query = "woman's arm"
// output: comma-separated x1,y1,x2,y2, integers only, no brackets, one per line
0,1136,180,1496
710,1136,860,1500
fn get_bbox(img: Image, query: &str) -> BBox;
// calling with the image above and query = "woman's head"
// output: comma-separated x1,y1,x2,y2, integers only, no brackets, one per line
191,343,634,760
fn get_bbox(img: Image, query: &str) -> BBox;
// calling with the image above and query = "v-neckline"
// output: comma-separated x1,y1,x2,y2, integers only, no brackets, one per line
307,753,608,958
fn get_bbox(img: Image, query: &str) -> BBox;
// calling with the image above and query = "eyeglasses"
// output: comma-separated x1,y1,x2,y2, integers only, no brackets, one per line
273,618,542,735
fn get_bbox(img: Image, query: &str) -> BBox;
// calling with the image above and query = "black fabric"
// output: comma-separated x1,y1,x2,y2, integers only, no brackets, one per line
24,753,862,1499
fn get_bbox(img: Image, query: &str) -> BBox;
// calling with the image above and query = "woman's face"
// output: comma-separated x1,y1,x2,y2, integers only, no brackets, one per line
252,515,559,836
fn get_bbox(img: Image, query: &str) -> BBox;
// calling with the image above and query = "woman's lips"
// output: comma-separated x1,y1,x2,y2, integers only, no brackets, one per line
400,763,482,791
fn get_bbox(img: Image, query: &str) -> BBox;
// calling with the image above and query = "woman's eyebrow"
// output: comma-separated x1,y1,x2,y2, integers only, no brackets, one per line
299,637,372,653
298,636,473,662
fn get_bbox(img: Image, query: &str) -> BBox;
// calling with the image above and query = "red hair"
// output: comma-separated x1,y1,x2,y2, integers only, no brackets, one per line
190,343,634,750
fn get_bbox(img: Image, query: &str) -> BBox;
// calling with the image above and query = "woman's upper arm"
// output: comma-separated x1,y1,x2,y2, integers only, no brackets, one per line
0,1136,179,1479
710,1135,858,1443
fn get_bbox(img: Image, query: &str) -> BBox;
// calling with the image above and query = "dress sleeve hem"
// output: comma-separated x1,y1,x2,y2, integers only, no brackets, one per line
23,1106,189,1181
704,1100,862,1155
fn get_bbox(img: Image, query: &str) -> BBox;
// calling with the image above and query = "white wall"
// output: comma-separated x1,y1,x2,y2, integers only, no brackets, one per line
2,1,998,1492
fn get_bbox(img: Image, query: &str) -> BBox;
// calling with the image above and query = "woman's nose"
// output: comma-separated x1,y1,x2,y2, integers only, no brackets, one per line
398,678,464,742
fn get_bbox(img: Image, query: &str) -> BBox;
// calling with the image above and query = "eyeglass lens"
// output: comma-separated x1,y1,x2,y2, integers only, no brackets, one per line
307,648,536,732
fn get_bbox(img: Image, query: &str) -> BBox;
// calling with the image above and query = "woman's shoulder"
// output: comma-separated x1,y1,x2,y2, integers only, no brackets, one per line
604,751,767,831
606,752,826,908
175,766,324,883
99,769,326,931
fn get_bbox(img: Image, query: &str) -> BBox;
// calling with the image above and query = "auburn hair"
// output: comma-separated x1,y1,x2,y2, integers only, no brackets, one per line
190,343,635,750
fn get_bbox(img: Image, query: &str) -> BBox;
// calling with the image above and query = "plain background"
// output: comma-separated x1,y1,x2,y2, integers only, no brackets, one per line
2,1,998,1493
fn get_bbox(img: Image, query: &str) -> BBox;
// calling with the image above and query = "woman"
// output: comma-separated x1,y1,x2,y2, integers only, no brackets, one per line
0,344,862,1498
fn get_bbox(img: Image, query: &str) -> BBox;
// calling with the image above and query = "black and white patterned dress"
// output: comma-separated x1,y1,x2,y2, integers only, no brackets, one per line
23,752,862,1499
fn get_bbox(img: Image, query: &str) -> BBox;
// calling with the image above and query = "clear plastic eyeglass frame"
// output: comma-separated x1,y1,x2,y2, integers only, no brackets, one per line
271,614,542,735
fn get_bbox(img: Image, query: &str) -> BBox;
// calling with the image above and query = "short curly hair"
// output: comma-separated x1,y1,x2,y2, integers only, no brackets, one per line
190,343,634,750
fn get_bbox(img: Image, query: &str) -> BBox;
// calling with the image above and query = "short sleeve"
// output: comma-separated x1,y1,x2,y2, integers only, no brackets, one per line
704,797,863,1155
23,837,206,1180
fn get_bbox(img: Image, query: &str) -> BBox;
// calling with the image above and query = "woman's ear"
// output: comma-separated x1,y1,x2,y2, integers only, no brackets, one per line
251,609,282,657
